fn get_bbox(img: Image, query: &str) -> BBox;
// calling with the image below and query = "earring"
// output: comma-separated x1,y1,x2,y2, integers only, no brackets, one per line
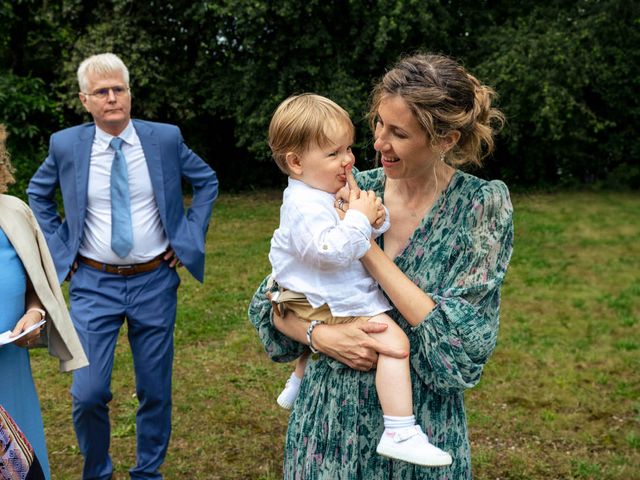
440,151,446,163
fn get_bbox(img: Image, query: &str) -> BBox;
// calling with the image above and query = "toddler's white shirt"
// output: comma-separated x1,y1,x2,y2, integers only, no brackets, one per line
269,178,391,317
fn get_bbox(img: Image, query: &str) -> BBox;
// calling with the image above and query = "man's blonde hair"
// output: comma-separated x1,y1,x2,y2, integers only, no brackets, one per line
268,93,355,174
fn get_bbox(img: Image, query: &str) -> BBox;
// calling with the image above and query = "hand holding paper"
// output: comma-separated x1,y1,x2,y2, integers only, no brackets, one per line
0,319,46,346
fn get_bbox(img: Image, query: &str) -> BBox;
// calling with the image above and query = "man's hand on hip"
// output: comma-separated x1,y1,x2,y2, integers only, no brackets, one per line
164,248,182,268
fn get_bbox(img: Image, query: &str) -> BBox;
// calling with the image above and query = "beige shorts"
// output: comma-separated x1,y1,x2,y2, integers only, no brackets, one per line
271,288,365,325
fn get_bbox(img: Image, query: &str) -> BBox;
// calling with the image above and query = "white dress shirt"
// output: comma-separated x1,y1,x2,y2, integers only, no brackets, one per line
269,178,391,317
78,122,169,264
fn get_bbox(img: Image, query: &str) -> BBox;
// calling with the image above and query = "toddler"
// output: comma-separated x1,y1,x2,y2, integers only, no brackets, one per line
265,93,452,467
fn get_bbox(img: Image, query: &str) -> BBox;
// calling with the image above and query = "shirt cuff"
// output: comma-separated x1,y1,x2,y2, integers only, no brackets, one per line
343,209,372,239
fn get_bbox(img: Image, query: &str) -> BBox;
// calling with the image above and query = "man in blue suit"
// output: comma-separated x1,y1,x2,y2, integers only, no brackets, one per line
27,53,218,480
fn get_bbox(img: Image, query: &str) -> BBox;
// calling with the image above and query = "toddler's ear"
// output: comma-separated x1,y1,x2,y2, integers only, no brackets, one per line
285,152,303,176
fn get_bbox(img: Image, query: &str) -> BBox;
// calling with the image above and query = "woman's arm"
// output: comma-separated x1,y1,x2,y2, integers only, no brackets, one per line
366,180,514,394
249,276,407,369
361,243,436,327
272,307,406,371
344,167,436,326
248,277,307,362
11,277,46,348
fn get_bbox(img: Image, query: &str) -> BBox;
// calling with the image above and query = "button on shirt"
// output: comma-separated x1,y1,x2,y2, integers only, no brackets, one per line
269,178,391,317
78,122,169,264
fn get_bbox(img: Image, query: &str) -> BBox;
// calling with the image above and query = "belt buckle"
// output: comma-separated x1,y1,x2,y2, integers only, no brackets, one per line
116,264,134,274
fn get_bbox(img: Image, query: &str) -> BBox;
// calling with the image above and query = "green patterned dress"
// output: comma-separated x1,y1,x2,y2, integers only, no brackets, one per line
249,168,514,479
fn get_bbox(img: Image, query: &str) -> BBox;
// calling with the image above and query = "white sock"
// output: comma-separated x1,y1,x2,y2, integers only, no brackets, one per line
383,415,416,433
288,371,302,387
277,372,303,409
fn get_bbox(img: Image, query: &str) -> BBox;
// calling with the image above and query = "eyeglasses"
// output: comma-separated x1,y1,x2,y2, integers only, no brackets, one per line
81,86,129,99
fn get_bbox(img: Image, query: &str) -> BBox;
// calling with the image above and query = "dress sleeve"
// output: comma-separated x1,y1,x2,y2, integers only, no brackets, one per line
248,276,307,362
408,180,514,394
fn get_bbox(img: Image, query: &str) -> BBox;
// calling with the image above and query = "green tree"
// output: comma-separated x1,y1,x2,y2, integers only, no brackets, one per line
473,0,640,187
1,0,638,190
57,0,462,187
0,0,75,197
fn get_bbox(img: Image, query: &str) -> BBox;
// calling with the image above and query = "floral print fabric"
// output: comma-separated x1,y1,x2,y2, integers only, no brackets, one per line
0,404,35,480
249,169,514,479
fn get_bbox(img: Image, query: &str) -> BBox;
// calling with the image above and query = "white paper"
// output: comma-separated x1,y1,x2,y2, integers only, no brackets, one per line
0,319,46,346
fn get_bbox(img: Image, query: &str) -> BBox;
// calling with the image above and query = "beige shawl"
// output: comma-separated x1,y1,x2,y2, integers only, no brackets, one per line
0,194,87,372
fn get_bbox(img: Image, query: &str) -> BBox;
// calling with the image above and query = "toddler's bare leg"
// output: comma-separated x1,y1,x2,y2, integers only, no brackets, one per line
369,317,452,466
294,348,311,379
368,314,412,416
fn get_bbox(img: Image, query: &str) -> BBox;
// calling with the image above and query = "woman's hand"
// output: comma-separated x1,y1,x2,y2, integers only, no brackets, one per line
11,309,45,348
313,319,408,371
270,300,407,371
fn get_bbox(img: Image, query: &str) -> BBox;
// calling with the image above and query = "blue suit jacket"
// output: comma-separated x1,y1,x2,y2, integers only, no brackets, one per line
27,120,218,284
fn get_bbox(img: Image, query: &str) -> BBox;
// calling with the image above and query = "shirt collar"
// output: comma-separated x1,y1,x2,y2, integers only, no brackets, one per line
95,121,137,151
287,178,335,200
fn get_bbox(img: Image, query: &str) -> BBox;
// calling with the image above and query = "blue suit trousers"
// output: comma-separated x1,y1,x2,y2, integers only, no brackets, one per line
69,262,180,480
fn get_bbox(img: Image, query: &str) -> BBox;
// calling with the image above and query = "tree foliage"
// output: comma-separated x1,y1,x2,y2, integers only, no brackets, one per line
0,0,638,194
474,0,640,187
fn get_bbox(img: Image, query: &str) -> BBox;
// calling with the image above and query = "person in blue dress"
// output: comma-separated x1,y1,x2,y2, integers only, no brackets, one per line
0,125,88,480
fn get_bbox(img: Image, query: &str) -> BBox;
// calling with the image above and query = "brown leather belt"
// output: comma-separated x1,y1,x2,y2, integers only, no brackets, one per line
78,253,166,276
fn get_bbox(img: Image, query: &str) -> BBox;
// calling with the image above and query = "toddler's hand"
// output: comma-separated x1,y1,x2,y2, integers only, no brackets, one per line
349,189,379,224
334,185,349,219
372,198,386,229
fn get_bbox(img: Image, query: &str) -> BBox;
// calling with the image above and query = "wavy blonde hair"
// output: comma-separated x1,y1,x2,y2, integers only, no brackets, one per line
0,125,15,193
269,93,355,174
369,53,504,168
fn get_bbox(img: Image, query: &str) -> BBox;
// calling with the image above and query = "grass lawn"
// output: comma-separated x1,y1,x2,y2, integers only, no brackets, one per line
29,190,639,479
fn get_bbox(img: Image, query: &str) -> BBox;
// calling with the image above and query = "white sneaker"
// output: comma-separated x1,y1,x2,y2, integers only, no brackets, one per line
276,375,301,410
376,425,452,467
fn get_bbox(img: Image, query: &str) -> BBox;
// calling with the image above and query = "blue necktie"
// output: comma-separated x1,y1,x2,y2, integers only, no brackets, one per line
109,137,133,257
